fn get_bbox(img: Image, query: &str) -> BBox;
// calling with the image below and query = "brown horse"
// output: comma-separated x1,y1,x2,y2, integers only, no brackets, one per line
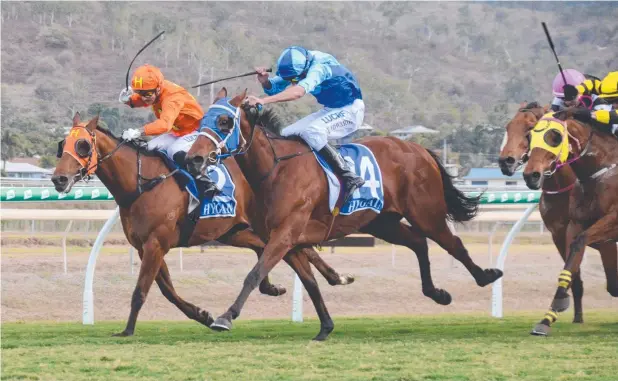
185,88,503,340
522,109,618,335
498,102,617,325
51,112,353,337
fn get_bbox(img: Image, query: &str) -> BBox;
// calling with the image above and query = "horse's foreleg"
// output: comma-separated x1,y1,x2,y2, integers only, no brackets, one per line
217,228,287,297
283,249,334,341
210,226,296,332
550,227,584,323
113,238,164,337
302,246,355,286
155,259,214,328
532,215,618,336
361,214,451,305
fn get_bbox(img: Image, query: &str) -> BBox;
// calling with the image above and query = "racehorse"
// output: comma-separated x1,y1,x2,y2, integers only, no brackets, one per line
522,108,618,335
51,112,353,337
498,102,617,325
185,88,504,340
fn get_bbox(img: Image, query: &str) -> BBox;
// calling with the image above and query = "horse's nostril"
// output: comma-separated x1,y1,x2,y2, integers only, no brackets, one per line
531,172,541,180
192,156,204,165
52,175,68,185
505,157,515,165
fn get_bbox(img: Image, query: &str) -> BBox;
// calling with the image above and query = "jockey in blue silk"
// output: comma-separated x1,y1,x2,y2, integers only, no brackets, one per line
245,46,366,204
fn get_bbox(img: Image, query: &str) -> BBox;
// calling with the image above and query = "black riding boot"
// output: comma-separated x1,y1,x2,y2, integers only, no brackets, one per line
318,143,365,204
174,151,220,198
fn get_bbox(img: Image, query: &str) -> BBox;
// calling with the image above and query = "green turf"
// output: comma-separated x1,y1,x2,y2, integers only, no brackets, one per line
2,311,617,381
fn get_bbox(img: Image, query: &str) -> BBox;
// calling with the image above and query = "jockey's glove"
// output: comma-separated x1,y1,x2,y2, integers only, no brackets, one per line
119,87,133,104
122,128,143,141
563,84,578,102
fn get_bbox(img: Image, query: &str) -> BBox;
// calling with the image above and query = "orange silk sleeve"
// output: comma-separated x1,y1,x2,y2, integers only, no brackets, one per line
143,94,185,135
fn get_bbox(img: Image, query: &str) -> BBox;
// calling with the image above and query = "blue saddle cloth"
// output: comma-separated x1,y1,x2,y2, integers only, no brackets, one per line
313,143,384,215
157,153,237,218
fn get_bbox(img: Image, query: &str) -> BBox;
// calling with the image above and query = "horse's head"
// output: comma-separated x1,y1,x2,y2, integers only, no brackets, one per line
522,110,585,190
51,112,100,193
185,87,248,177
498,102,548,176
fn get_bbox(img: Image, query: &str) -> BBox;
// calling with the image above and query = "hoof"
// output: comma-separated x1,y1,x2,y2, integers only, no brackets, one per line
260,284,287,297
196,308,215,327
426,288,452,305
112,330,133,337
210,317,232,332
572,314,584,324
338,273,355,286
530,323,551,336
312,325,334,341
475,268,504,287
551,296,570,313
608,286,618,297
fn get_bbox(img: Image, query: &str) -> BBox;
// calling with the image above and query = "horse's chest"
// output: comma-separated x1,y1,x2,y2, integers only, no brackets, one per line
570,182,603,224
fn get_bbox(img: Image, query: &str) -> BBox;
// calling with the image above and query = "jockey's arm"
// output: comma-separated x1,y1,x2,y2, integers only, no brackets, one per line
260,85,306,104
594,109,618,125
261,64,331,105
142,95,185,135
576,78,602,96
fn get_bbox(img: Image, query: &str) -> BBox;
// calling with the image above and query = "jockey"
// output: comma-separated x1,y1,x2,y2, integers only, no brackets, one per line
550,69,603,111
245,46,365,203
118,64,220,197
570,71,618,137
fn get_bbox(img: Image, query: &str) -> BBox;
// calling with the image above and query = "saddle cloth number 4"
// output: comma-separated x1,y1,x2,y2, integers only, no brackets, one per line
343,155,381,199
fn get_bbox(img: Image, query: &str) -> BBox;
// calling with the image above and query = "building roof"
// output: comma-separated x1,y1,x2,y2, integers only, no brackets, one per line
390,125,439,135
462,167,523,180
3,162,53,174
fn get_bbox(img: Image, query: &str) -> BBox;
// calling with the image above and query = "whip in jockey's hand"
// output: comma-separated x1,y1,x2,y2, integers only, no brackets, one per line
245,95,265,108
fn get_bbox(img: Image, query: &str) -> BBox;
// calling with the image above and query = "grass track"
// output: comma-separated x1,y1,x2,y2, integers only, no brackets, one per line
2,311,617,381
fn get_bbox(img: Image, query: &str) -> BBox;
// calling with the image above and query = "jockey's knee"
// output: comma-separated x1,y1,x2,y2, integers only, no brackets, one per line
172,151,187,165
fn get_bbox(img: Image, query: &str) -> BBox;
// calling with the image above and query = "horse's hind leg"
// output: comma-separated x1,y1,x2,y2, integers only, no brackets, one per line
597,242,618,297
302,246,355,286
217,228,287,296
361,213,451,305
408,212,503,287
113,237,165,337
155,259,214,328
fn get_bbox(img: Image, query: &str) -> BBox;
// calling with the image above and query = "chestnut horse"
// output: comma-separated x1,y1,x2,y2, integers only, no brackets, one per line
498,102,617,324
186,88,503,340
51,112,352,337
522,109,618,335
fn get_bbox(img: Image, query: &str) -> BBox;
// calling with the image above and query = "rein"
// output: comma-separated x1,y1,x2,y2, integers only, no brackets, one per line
206,104,312,184
66,127,178,208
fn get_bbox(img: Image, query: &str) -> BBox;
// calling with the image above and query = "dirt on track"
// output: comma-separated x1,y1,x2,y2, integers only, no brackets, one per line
2,242,617,323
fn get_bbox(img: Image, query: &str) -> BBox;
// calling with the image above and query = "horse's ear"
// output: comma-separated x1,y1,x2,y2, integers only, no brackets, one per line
85,114,99,132
215,87,227,103
519,101,527,108
543,104,550,113
73,112,81,126
229,88,248,107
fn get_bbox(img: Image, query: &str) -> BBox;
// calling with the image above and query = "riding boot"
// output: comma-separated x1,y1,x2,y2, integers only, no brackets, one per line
196,176,221,198
318,143,365,204
174,151,220,198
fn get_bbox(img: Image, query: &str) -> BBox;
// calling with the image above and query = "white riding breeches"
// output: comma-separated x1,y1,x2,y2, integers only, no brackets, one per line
147,131,199,159
280,99,365,150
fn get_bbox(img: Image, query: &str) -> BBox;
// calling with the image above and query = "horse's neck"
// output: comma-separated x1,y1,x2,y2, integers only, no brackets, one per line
569,129,618,182
94,132,166,200
543,165,576,192
235,126,281,186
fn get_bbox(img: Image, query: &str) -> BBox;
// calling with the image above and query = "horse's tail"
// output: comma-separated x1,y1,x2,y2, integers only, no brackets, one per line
425,149,481,222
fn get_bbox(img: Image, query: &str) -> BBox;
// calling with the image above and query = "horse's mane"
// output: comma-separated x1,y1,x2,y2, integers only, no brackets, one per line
256,108,285,135
96,125,160,157
521,101,541,110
